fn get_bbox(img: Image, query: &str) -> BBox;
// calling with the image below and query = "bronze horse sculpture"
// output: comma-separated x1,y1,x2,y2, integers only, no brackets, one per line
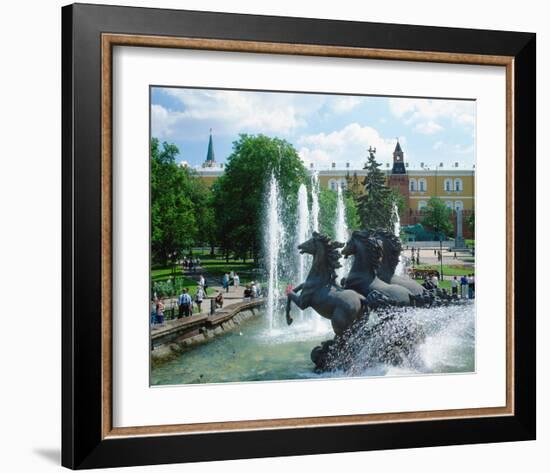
341,230,414,305
285,232,369,336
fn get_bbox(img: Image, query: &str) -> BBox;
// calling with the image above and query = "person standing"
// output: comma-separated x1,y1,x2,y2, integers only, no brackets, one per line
199,274,208,295
155,299,165,325
468,274,475,299
194,285,204,313
451,276,458,297
460,274,468,298
178,288,192,318
223,272,230,293
233,272,240,290
150,298,158,325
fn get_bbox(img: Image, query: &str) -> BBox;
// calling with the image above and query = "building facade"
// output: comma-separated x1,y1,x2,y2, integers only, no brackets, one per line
194,136,475,237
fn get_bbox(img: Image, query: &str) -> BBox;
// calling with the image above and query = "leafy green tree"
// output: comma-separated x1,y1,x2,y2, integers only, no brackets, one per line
318,188,360,240
357,147,396,231
211,134,308,262
151,138,211,265
421,196,454,238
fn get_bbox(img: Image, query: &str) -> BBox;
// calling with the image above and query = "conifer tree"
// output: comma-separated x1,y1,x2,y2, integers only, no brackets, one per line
357,147,396,231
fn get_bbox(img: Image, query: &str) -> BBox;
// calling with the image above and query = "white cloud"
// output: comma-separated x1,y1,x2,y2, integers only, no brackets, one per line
389,98,475,134
297,123,402,169
328,96,362,113
157,88,325,138
414,120,443,134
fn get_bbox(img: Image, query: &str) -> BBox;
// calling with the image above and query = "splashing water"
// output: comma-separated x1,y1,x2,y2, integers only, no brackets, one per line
297,184,310,285
151,303,475,385
335,183,351,283
265,174,286,331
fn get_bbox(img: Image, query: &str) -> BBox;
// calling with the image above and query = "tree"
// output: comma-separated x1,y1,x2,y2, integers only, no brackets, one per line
211,134,308,262
345,171,362,201
356,147,396,231
150,138,211,265
421,196,454,238
318,188,360,240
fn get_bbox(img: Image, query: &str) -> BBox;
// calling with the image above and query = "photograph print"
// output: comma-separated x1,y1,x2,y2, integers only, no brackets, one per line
149,87,476,386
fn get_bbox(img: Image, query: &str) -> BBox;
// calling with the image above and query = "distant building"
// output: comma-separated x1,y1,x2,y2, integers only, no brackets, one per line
195,136,474,237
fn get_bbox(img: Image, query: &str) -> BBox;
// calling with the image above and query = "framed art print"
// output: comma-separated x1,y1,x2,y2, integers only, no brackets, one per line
61,3,536,469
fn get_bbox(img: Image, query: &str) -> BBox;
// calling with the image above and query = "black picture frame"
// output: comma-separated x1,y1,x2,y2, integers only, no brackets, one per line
62,3,536,469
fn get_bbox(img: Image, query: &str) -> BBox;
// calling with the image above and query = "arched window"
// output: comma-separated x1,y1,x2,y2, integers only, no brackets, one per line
455,201,464,211
339,178,348,190
418,200,427,211
444,179,452,192
418,178,427,192
328,179,337,191
409,179,417,192
454,178,463,192
445,201,453,209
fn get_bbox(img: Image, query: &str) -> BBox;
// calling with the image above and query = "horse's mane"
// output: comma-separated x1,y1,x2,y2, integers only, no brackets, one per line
350,230,383,270
372,229,402,273
312,232,343,284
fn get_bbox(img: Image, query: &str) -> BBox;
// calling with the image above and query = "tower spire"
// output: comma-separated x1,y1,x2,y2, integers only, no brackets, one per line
392,138,406,174
203,128,216,168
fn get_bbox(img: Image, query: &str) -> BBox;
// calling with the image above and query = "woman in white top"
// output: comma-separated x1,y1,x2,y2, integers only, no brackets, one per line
195,286,204,313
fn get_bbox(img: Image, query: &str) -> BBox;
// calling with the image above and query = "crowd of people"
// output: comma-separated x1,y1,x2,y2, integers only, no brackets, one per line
451,274,476,299
182,257,201,273
151,269,263,326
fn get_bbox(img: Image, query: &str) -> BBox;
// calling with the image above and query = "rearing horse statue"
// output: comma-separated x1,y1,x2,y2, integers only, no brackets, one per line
341,230,413,305
370,229,425,296
285,232,368,336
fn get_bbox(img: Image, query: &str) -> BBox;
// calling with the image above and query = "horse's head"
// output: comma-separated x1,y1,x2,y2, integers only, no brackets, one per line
298,231,344,256
298,232,344,284
341,233,358,258
344,230,383,270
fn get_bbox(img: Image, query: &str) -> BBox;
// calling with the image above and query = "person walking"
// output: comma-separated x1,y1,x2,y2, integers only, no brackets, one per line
451,276,458,297
178,288,192,318
198,274,208,295
194,285,204,313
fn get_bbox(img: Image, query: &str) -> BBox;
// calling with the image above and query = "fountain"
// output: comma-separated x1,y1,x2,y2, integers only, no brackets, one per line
297,184,311,285
335,183,351,283
151,174,475,386
265,173,286,330
393,204,406,276
310,172,320,233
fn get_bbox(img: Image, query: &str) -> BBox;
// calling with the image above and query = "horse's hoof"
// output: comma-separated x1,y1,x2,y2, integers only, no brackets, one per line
286,317,293,326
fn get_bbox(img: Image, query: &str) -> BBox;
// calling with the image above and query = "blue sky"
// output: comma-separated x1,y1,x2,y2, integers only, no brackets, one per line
150,87,476,170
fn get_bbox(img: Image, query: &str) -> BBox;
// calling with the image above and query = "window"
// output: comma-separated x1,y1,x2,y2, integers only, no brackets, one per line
444,179,452,192
418,200,427,211
409,179,417,192
328,179,337,191
445,201,453,209
455,201,464,211
339,178,348,190
418,178,427,192
454,178,463,192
